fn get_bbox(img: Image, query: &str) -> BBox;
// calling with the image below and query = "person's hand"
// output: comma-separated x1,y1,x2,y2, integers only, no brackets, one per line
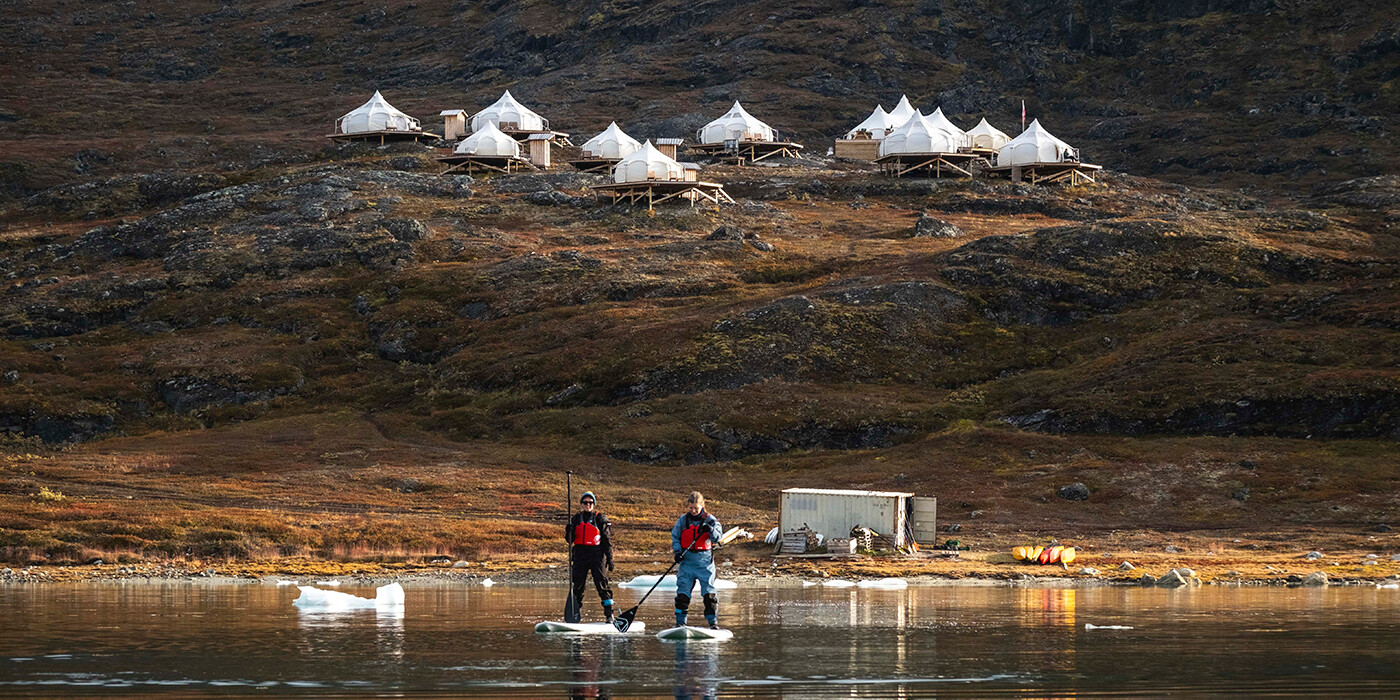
606,559,614,572
674,550,684,563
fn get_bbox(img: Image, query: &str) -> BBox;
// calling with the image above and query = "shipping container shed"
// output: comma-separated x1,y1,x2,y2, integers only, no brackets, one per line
779,488,937,550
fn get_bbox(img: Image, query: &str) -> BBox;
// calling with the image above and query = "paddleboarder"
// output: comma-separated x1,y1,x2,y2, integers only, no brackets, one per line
565,491,615,623
672,491,724,629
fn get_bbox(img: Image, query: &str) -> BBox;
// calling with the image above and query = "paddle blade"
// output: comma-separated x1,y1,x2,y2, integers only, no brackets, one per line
612,608,637,632
564,591,580,624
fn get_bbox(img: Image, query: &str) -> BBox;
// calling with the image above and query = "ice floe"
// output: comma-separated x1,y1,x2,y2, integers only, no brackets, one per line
293,583,404,611
822,579,857,588
1084,623,1134,630
481,578,495,587
275,579,298,586
315,580,341,587
856,578,909,589
619,574,737,590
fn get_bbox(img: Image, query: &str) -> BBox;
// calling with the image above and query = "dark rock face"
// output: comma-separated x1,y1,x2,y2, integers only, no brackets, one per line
606,420,914,464
0,412,116,443
913,214,962,238
1057,483,1091,501
158,372,304,414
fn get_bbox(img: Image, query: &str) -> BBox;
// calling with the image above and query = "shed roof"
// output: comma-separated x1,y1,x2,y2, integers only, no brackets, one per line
440,109,467,116
782,488,914,498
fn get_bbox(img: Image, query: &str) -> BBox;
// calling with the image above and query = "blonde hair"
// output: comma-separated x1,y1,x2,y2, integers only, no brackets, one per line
687,491,705,507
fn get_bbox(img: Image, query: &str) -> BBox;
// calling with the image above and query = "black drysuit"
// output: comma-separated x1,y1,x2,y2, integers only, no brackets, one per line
565,511,614,622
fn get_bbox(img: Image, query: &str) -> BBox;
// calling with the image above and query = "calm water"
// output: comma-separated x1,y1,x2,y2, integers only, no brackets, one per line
1,580,1398,697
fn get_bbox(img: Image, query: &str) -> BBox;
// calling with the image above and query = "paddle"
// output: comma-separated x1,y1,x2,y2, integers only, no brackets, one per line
613,524,706,633
563,470,579,624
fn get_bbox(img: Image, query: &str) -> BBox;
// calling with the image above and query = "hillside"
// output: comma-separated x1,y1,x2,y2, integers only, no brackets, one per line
1,0,1398,197
1,1,1399,564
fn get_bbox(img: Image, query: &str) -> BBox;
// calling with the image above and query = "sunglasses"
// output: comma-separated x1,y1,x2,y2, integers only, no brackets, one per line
581,500,595,505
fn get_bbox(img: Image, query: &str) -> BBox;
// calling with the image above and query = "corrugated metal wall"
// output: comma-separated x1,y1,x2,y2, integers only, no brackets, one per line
780,492,905,547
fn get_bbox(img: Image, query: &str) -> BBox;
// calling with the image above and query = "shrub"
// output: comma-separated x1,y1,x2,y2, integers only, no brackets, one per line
35,487,64,502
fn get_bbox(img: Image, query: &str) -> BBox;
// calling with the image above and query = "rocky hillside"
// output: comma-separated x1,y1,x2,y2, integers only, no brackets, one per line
1,0,1398,197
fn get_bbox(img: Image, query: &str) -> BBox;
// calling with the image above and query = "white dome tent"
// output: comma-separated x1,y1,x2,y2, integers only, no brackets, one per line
330,91,432,144
886,95,918,128
454,122,520,157
436,121,532,175
692,101,803,164
614,140,684,183
844,105,895,140
698,101,776,144
879,112,964,157
565,121,642,176
967,118,1012,150
595,140,734,209
988,119,1100,185
998,119,1076,167
875,112,979,179
924,108,969,149
470,90,548,133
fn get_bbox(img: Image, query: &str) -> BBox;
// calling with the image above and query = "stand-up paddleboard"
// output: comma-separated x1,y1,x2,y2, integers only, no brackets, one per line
535,620,646,634
656,625,733,641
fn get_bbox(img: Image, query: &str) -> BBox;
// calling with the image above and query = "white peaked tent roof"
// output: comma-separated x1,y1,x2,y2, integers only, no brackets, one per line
454,121,520,157
581,122,642,160
470,90,547,133
698,101,777,144
886,95,918,127
967,118,1012,149
997,119,1075,166
614,140,683,183
845,105,894,139
338,91,420,134
925,108,969,147
879,111,965,156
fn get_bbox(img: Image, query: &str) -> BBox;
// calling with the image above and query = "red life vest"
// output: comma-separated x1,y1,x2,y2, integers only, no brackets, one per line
572,516,602,546
680,519,712,551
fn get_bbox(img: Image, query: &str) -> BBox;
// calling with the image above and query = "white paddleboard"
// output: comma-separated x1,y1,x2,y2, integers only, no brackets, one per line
534,620,645,634
656,625,733,641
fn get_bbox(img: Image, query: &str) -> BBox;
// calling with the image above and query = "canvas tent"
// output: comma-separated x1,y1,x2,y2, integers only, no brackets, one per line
454,122,520,157
879,112,965,156
337,91,420,134
967,118,1012,150
924,108,969,149
470,90,548,133
845,105,895,140
697,101,777,144
614,140,685,183
997,119,1077,166
581,122,642,160
886,95,918,128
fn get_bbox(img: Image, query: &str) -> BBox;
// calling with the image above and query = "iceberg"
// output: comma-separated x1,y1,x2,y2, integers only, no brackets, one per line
315,580,341,587
823,579,857,588
856,578,908,590
481,578,495,587
293,583,405,611
275,579,298,586
1084,623,1134,630
619,574,737,590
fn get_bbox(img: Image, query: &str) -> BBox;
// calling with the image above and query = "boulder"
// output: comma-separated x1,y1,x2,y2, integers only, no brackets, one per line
1157,569,1188,587
1304,551,1323,560
1057,483,1090,501
913,213,962,238
1078,567,1101,575
1118,561,1136,571
1302,571,1329,587
452,560,470,568
706,226,745,241
1138,574,1157,586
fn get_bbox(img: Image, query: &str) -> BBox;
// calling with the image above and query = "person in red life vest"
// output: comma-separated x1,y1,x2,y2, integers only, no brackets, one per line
672,491,724,629
565,491,615,623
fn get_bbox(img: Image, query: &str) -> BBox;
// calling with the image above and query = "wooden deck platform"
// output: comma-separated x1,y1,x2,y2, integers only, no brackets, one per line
328,130,439,145
985,161,1102,185
435,154,536,175
874,152,980,178
501,129,574,147
687,140,804,165
567,158,618,173
592,180,735,208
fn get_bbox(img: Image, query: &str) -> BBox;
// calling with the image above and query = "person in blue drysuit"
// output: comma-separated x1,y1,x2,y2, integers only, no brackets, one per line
672,491,724,629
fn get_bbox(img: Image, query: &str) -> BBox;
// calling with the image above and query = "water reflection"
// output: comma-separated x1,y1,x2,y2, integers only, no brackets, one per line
670,641,720,700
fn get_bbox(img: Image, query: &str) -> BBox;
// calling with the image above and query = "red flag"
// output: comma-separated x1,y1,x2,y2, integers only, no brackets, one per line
1021,100,1026,131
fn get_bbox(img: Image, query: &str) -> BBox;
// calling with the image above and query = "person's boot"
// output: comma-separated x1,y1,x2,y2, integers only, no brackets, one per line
674,593,690,627
704,593,719,629
603,600,615,624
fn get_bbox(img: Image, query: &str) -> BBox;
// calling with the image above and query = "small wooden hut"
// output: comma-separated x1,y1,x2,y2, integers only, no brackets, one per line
440,110,468,141
592,141,734,209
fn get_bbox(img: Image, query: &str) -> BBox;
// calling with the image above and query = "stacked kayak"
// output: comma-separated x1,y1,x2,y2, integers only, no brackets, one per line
1012,545,1077,565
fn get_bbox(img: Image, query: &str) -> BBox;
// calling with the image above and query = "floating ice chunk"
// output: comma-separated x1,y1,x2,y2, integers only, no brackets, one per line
1378,583,1399,589
823,579,857,588
1084,623,1133,630
481,578,495,587
293,583,404,611
857,577,909,589
619,574,736,590
316,580,341,586
275,579,298,586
